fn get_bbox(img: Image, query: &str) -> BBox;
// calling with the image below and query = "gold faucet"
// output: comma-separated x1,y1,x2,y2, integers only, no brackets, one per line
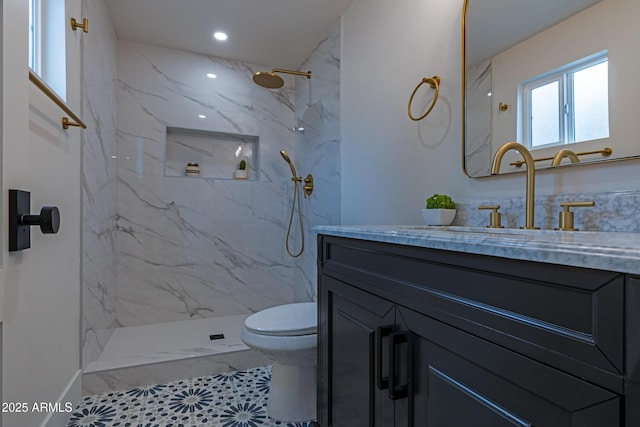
491,142,538,229
551,149,580,166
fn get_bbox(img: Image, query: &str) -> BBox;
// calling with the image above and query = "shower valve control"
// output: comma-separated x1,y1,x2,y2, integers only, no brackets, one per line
303,174,314,198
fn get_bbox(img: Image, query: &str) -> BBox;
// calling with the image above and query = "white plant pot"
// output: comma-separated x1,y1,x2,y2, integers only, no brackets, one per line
234,169,248,180
421,209,456,226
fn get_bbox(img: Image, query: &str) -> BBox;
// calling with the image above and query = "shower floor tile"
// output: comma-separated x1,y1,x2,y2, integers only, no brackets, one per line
68,365,316,427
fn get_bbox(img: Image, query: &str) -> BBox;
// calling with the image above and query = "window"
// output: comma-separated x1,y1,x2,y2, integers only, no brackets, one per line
521,51,609,149
29,0,40,73
28,0,67,99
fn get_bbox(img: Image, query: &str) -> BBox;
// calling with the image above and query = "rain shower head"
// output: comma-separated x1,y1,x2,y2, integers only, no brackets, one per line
253,71,284,89
280,150,298,178
253,68,312,89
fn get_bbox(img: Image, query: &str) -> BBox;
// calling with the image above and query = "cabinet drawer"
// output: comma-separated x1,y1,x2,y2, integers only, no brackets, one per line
320,236,624,392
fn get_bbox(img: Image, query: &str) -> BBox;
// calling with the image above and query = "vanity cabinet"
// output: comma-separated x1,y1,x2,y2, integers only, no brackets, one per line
317,235,638,427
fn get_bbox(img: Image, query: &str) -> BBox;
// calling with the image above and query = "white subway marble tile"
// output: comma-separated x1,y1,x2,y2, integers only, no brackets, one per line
293,20,342,302
81,0,119,368
83,19,341,359
115,41,301,326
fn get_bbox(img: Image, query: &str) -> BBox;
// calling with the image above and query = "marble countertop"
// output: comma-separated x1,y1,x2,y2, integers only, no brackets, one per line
314,225,640,275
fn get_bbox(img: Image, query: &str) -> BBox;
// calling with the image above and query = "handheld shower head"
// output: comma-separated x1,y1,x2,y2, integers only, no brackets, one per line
279,149,313,258
280,150,298,178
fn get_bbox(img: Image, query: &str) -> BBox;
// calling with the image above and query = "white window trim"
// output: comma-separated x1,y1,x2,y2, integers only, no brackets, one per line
29,0,67,100
519,50,608,150
522,72,565,149
29,0,42,74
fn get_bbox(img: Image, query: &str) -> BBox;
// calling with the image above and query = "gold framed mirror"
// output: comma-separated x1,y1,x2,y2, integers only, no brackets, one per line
462,0,640,178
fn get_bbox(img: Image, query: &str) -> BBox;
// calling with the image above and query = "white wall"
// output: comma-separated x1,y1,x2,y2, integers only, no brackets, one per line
341,0,640,225
2,1,82,426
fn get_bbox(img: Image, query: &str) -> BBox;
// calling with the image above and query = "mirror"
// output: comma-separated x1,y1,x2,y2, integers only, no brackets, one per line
463,0,640,177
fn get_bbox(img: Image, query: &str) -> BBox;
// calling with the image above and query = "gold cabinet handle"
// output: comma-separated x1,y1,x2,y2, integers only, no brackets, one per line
556,201,595,231
478,205,503,228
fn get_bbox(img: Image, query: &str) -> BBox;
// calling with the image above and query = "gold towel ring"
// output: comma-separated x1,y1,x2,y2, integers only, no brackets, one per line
408,76,440,121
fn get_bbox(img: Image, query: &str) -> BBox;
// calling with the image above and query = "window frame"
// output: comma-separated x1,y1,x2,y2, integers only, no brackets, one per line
520,51,609,150
29,0,67,100
29,0,42,74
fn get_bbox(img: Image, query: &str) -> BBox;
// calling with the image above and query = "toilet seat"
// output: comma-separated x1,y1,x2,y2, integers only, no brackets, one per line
244,302,317,336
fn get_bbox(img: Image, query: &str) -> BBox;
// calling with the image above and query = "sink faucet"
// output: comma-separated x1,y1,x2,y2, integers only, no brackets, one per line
551,149,580,166
491,142,538,229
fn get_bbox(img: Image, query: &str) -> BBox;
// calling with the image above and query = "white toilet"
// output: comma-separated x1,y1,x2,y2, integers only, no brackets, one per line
241,302,317,422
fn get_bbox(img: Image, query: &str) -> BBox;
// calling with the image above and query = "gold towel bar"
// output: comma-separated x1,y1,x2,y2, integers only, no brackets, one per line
408,76,440,121
29,70,87,130
510,147,612,167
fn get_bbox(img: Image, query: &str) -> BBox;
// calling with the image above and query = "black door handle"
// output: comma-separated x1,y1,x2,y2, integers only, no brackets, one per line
389,331,409,400
376,325,393,390
21,206,60,234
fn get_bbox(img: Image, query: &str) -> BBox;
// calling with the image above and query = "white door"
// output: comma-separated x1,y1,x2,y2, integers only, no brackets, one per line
2,1,83,426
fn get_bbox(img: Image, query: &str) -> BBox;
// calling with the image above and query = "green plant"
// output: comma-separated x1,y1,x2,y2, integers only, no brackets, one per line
239,159,247,170
426,194,455,209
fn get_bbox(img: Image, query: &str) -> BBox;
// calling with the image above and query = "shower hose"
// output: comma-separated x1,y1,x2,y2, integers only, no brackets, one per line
285,178,304,258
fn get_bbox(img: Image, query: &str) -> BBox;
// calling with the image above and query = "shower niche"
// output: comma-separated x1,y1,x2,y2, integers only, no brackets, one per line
164,127,258,180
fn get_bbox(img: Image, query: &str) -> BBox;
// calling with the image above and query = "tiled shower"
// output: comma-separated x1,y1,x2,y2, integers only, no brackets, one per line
81,0,340,393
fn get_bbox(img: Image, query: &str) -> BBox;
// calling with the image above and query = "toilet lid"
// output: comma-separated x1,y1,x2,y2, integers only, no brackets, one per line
245,302,317,336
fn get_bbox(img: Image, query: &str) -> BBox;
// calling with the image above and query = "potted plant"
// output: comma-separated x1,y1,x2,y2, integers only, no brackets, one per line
422,193,456,225
234,159,248,180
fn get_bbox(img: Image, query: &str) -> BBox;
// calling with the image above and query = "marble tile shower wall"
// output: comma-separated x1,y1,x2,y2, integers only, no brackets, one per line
464,59,492,177
115,41,303,326
454,190,640,232
293,20,342,302
81,0,118,368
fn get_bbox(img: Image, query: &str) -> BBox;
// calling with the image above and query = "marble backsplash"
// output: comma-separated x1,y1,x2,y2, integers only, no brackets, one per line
453,190,640,232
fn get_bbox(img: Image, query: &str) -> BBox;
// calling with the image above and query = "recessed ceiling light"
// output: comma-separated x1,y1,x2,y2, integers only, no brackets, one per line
214,32,228,41
198,114,206,119
206,73,217,79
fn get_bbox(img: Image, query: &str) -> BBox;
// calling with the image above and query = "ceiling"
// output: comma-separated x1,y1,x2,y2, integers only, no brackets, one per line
104,0,355,70
466,0,602,66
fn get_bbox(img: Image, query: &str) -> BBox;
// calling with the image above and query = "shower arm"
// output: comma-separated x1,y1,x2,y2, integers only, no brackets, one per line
272,69,312,79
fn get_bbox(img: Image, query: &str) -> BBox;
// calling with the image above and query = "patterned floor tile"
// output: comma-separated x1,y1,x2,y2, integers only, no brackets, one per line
68,365,316,427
